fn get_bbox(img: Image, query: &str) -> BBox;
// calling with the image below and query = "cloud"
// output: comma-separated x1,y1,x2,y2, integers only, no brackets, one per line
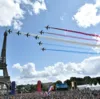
32,0,47,14
0,0,47,30
15,0,47,15
13,20,23,30
60,13,66,21
73,0,100,28
0,0,24,30
13,63,23,72
13,56,100,84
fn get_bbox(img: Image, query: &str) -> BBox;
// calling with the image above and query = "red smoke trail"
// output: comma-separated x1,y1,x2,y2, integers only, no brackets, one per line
49,26,100,38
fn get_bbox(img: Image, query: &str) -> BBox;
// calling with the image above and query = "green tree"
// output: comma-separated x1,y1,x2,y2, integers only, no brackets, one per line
92,78,97,85
25,84,31,92
89,79,93,85
64,80,71,89
96,77,100,84
29,84,35,92
17,85,24,93
84,76,91,84
76,78,84,85
70,77,76,82
55,80,62,84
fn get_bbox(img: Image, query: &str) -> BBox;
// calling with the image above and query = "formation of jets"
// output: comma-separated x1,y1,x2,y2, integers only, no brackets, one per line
38,42,46,51
24,33,39,40
5,26,50,52
40,25,50,51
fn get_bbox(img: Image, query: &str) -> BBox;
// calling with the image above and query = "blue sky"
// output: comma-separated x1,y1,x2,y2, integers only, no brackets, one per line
0,0,100,84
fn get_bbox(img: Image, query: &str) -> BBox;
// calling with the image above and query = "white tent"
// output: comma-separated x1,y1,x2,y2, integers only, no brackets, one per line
77,83,100,90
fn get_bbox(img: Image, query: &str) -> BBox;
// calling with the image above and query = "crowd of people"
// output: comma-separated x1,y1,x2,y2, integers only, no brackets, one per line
42,88,100,99
0,88,99,99
0,88,100,99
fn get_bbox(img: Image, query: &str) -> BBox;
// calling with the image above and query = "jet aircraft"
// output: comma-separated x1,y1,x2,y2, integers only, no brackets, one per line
16,31,21,35
45,25,50,30
35,35,39,39
38,41,42,45
42,48,45,51
8,29,12,34
40,30,44,35
25,33,30,37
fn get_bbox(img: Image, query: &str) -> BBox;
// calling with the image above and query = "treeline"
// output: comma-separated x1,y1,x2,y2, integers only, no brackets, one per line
52,76,100,89
16,76,100,93
62,76,100,88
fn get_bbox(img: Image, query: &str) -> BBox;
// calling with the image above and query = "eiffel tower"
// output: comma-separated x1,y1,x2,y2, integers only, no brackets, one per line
0,31,10,89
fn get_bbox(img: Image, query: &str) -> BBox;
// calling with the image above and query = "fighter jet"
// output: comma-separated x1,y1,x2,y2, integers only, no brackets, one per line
35,35,39,39
8,29,12,34
45,25,50,30
38,41,42,45
42,48,46,51
40,30,44,35
25,33,30,37
16,31,21,35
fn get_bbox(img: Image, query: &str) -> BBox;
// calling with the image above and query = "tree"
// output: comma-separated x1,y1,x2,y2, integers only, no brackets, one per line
96,77,100,84
70,77,76,82
76,78,84,85
92,78,98,85
84,76,91,84
29,85,35,92
89,79,93,85
64,80,71,89
55,80,62,84
17,85,24,93
24,84,31,92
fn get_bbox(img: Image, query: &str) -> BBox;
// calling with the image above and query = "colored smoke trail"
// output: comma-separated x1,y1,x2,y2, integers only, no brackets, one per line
49,26,100,38
44,32,98,42
15,31,100,47
43,43,91,50
46,48,99,55
36,35,99,47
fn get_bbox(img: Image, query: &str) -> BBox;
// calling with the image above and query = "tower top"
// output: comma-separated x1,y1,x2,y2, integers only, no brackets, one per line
0,31,8,63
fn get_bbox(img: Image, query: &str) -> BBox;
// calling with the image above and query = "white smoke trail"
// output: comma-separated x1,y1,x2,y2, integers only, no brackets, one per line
17,32,100,47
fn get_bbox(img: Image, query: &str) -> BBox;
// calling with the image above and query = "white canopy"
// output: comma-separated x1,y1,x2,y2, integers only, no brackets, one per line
77,83,100,90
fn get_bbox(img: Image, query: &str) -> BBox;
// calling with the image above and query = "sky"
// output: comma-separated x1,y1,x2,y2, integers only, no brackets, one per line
0,0,100,85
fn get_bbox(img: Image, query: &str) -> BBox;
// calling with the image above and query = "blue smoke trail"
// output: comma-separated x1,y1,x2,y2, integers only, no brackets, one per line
46,48,99,55
43,43,91,51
